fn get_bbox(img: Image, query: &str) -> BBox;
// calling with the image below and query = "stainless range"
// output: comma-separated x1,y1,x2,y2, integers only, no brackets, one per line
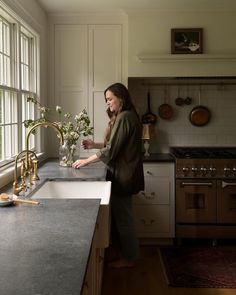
171,147,236,239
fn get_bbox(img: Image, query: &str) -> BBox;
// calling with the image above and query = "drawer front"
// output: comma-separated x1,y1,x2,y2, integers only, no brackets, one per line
144,164,172,177
133,205,171,236
133,178,170,205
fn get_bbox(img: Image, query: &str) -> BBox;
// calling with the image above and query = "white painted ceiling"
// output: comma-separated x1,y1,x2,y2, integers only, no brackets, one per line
36,0,236,13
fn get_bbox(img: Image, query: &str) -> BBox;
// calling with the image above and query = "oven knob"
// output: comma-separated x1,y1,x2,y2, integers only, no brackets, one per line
182,167,190,176
224,167,231,177
191,167,198,175
209,167,216,176
200,167,207,176
233,167,236,176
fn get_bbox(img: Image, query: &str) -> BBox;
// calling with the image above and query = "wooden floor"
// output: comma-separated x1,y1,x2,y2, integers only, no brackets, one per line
101,245,235,295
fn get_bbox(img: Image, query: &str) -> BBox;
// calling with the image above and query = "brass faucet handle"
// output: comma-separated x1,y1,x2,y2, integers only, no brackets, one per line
13,181,21,195
20,159,27,192
32,159,40,181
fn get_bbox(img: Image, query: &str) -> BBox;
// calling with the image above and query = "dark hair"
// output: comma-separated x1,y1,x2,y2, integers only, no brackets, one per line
104,83,134,111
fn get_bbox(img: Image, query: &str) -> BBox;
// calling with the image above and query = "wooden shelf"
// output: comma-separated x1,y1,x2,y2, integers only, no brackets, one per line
137,54,236,63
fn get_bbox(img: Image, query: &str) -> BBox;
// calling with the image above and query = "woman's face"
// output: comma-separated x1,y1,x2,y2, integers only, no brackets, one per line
105,90,122,114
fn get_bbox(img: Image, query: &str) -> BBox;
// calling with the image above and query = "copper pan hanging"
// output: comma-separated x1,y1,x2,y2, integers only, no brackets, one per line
189,88,211,127
158,87,174,120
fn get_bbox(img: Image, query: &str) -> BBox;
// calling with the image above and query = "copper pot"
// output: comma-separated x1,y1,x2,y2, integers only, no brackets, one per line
158,103,174,120
189,105,211,126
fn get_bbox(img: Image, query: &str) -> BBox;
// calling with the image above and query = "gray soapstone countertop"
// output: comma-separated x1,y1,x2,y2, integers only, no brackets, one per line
37,158,107,181
0,199,100,295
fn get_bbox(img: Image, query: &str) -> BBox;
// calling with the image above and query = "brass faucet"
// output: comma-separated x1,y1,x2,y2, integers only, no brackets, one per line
13,150,39,194
13,121,64,195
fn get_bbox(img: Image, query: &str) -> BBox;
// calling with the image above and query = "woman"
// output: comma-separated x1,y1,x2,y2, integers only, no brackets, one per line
72,83,144,268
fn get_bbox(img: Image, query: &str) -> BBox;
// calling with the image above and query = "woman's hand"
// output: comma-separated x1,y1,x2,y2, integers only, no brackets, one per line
72,159,88,169
82,139,94,149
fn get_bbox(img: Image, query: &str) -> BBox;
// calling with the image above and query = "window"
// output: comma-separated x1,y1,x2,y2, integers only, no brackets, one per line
0,5,39,167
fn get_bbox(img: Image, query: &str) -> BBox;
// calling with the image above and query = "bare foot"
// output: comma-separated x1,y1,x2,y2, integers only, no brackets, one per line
108,258,135,268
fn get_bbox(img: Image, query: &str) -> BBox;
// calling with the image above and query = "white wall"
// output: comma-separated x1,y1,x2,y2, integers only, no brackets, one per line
128,10,236,77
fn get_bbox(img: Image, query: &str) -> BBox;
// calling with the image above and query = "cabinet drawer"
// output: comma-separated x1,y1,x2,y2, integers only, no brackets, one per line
133,205,171,236
144,164,172,177
133,178,170,205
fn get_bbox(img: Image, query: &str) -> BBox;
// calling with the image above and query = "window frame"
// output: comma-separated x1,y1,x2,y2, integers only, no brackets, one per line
0,4,40,168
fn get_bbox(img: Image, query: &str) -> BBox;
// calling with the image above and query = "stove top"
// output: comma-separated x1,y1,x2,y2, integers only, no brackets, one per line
170,147,236,159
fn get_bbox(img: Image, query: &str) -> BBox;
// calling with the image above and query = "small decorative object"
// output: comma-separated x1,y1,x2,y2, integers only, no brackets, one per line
171,28,203,54
24,97,93,167
142,124,151,157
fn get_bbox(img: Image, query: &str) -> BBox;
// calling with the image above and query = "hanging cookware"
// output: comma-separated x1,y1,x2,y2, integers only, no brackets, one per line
158,87,174,120
184,97,192,105
141,90,157,124
184,85,192,105
175,86,184,106
189,89,211,127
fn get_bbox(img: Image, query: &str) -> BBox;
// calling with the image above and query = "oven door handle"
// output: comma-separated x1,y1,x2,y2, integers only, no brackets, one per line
222,181,236,188
181,182,213,187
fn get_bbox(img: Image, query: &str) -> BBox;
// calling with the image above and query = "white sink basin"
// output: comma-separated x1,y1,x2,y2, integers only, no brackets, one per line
31,180,111,205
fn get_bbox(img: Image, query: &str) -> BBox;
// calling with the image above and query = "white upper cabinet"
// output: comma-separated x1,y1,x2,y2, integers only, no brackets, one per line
49,19,126,155
88,25,122,90
54,25,88,114
88,25,123,143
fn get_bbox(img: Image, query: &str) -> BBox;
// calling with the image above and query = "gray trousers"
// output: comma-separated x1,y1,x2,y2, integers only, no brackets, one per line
110,186,139,260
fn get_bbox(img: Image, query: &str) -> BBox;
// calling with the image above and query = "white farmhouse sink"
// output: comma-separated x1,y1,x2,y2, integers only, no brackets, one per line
31,180,111,205
31,180,112,247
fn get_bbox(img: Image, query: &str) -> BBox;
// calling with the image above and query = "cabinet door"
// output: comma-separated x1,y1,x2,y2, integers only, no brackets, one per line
133,205,172,237
88,25,122,143
54,24,88,114
134,177,170,205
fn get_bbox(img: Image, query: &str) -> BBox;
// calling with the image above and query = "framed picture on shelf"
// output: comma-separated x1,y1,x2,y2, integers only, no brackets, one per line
171,28,203,54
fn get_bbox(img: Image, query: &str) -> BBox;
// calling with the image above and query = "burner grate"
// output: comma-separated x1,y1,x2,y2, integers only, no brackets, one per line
170,147,236,159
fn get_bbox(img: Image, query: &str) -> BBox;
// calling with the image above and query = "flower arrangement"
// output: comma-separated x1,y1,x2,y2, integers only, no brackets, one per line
24,97,93,166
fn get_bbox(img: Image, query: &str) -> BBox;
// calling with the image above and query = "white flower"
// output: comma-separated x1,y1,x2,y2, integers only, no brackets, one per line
24,98,94,150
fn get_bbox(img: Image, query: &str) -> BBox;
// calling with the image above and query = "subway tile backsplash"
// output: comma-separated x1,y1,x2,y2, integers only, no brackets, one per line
128,77,236,153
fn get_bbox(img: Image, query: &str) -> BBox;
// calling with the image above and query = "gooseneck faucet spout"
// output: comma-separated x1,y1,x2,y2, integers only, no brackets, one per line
26,121,64,151
13,121,64,195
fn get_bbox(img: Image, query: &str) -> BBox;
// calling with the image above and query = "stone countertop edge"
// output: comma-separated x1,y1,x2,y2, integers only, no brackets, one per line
0,199,100,295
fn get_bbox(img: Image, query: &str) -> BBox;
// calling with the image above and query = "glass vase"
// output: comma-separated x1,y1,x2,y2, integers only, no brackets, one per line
59,141,75,167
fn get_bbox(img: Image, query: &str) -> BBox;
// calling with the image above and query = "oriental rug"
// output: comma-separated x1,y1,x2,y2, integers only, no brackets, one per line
159,246,236,288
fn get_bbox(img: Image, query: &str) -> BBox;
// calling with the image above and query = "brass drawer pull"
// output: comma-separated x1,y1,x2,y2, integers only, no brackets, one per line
146,171,153,175
141,219,155,226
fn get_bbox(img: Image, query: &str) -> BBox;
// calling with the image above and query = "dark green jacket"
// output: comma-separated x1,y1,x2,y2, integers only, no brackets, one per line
96,109,144,194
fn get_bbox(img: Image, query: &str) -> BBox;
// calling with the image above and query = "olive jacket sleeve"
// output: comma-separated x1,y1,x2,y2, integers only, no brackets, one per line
96,110,144,194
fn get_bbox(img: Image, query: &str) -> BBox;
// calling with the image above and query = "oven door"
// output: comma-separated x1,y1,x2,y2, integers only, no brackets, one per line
176,179,217,223
217,180,236,223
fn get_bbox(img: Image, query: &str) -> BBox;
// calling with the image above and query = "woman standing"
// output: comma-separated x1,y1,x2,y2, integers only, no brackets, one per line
72,83,144,268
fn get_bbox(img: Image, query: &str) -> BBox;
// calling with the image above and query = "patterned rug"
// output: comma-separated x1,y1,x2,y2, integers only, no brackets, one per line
159,246,236,288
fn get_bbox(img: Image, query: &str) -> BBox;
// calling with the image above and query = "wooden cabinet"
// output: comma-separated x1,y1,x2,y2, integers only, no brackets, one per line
133,163,175,238
82,205,110,295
